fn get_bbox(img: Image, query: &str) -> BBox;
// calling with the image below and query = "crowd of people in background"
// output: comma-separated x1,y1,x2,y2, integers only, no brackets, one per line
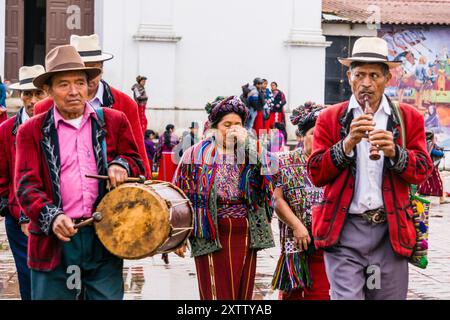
143,77,289,182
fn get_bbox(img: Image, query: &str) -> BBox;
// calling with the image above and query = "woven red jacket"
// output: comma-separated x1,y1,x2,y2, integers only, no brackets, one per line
33,80,151,178
307,100,433,258
0,108,27,222
15,107,145,271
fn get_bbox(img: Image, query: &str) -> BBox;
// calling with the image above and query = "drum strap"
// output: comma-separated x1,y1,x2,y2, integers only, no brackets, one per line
95,107,109,171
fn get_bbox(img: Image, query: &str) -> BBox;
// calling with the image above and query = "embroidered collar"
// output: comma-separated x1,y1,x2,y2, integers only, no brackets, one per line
12,107,24,136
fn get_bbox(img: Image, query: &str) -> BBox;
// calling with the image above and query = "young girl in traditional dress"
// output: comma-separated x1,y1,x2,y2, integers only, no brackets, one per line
271,102,330,300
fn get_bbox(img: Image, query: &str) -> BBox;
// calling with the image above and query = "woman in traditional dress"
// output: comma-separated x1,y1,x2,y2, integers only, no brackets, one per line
417,131,448,204
154,124,180,182
264,82,286,131
173,96,275,300
131,75,149,135
271,102,330,300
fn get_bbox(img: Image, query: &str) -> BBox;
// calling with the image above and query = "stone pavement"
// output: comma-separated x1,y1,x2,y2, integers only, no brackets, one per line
1,174,450,300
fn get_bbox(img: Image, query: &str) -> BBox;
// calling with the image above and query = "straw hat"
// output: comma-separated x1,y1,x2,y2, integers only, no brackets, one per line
33,45,102,89
70,34,114,63
9,65,46,91
338,37,401,69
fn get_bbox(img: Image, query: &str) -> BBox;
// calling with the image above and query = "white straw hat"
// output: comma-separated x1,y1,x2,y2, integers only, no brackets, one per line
338,37,401,69
9,65,46,91
70,34,114,63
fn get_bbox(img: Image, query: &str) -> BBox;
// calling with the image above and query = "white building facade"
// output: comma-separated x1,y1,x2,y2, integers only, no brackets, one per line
95,0,329,137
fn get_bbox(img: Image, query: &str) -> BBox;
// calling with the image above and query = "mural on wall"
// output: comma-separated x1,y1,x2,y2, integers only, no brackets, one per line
379,26,450,148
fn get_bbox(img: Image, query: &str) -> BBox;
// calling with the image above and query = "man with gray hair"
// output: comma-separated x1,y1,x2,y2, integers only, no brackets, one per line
15,45,144,300
307,37,433,300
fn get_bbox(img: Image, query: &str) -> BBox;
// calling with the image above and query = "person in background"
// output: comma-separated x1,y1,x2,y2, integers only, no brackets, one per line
265,82,287,131
4,80,12,98
0,75,7,125
144,129,156,174
262,79,273,129
269,122,287,153
262,79,272,100
154,124,180,182
417,131,449,204
246,78,266,136
132,75,149,135
0,65,48,300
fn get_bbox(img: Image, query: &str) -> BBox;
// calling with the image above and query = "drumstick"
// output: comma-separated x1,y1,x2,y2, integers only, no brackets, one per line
74,212,103,229
85,174,146,184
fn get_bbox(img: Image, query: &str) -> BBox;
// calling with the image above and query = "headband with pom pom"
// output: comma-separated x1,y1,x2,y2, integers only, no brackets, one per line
290,101,325,137
206,96,249,126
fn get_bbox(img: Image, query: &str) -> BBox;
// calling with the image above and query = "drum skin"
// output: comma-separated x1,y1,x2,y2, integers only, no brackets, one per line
95,181,193,259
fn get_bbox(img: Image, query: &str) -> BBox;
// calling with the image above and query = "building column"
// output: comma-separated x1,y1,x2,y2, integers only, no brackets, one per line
286,0,331,108
132,0,181,129
283,0,330,141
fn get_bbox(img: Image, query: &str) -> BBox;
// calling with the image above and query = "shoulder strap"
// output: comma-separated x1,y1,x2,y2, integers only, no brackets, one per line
391,100,416,196
94,107,108,169
392,101,406,148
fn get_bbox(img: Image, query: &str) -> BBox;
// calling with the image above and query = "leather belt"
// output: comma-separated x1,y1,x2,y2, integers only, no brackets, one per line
355,208,387,225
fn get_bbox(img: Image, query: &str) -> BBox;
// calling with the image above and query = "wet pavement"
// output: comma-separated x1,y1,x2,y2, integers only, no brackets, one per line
1,175,450,300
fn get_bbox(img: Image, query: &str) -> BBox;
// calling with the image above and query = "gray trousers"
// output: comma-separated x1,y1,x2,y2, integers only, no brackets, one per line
323,215,409,300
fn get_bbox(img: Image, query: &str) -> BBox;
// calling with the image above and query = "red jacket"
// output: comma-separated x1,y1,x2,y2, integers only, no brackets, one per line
307,100,433,258
0,108,27,222
33,80,151,178
15,107,145,271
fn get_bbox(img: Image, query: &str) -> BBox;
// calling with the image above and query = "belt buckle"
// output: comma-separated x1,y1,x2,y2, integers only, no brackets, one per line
371,209,386,224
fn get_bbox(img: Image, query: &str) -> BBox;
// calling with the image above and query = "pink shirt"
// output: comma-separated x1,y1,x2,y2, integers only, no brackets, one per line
54,104,99,219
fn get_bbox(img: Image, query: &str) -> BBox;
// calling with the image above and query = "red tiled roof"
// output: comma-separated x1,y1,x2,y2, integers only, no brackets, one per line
323,0,450,25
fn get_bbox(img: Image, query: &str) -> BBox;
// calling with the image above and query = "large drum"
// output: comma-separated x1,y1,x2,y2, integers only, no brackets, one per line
94,180,193,259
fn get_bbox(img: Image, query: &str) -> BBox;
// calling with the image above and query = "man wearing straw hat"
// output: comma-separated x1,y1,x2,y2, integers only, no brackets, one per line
307,37,432,299
15,45,145,300
0,65,48,300
33,34,151,178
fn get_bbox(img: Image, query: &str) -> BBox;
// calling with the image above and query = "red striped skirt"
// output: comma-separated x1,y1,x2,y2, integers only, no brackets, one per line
264,112,285,131
157,152,178,182
252,111,266,137
417,166,444,197
194,217,257,300
138,103,148,135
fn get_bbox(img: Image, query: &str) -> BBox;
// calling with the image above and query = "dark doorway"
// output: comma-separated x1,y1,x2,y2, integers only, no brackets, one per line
325,35,359,105
24,0,46,66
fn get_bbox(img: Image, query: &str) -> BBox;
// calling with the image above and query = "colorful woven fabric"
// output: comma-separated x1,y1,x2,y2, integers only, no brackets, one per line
174,137,273,241
271,148,323,292
409,194,430,269
216,156,247,219
290,102,324,137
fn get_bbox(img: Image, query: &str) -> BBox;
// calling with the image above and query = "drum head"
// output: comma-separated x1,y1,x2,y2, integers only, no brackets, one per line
95,183,171,259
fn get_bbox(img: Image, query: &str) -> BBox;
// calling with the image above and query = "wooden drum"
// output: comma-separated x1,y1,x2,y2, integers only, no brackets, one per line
94,180,193,259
